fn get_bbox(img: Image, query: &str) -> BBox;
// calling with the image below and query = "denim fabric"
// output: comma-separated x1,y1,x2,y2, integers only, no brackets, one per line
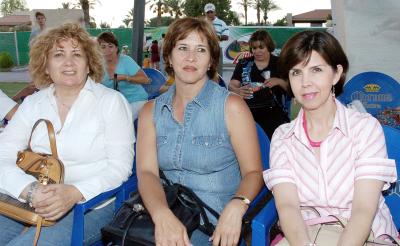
154,80,241,229
0,201,114,246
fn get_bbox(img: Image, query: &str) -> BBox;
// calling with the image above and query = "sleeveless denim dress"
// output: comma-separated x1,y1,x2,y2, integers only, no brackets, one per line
153,80,241,229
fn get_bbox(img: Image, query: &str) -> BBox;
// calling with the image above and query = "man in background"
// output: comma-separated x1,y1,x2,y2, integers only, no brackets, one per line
29,11,46,47
204,3,229,41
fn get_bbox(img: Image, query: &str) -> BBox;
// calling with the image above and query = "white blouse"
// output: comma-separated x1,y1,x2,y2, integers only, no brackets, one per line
0,77,134,201
0,89,17,120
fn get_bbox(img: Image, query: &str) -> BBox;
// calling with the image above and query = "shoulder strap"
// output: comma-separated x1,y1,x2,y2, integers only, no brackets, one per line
28,119,58,158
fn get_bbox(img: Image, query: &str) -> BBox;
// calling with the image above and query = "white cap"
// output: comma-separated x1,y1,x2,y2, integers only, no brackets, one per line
204,3,216,13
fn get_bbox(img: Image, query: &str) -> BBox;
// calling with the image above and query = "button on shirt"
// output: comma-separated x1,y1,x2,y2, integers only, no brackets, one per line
0,89,17,120
264,100,398,238
0,77,134,201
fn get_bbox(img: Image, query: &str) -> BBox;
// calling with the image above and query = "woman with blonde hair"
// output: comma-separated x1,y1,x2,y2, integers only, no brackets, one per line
0,22,134,245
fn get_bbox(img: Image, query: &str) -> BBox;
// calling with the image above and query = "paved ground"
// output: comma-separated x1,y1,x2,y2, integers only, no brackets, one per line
0,67,31,83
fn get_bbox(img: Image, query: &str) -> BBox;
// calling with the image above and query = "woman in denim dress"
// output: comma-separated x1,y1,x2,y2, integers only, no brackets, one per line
136,17,264,246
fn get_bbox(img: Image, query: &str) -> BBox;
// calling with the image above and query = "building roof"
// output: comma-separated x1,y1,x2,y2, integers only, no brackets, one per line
292,9,331,23
0,14,31,26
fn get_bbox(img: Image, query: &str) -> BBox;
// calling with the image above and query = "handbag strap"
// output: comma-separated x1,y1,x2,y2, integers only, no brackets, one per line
27,119,58,158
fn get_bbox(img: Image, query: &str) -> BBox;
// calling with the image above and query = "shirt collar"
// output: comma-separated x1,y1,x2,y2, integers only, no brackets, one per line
280,99,350,141
159,79,214,111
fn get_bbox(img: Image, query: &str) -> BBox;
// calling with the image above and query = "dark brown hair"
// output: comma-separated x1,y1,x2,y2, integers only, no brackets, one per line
162,17,220,79
35,11,45,19
249,29,275,53
97,31,120,54
278,31,349,96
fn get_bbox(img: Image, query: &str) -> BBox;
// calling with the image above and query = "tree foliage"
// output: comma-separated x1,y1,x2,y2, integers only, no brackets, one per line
237,0,253,25
147,16,174,27
74,0,100,28
164,0,183,19
149,0,169,26
273,16,287,26
0,0,27,16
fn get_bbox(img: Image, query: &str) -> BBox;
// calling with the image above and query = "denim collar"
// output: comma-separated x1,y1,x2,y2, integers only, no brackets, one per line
159,80,215,112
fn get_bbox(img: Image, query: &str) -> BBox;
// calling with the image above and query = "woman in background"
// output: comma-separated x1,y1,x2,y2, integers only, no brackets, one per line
97,31,150,120
229,30,289,139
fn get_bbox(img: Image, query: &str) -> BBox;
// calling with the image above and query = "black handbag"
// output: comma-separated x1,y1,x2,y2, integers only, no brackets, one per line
101,172,219,246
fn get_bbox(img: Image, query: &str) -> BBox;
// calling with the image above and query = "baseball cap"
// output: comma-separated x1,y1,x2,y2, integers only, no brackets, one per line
204,3,216,13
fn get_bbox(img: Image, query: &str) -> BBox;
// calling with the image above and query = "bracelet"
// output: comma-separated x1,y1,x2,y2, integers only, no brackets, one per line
26,181,39,207
304,243,316,246
231,195,251,206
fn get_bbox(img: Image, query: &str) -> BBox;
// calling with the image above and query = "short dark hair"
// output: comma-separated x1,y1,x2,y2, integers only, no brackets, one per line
278,31,349,96
35,11,45,19
163,17,220,79
249,29,275,53
97,31,120,54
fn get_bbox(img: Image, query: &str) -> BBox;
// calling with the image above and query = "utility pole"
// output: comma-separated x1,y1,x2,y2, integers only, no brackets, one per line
132,0,145,66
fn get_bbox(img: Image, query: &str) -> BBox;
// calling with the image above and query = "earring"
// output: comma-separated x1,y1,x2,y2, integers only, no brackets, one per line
332,86,336,100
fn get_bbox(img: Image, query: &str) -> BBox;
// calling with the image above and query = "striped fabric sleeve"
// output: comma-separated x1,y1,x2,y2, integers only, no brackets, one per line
354,116,397,189
263,132,296,190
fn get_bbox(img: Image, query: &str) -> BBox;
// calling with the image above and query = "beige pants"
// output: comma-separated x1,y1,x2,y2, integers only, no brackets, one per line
276,223,399,246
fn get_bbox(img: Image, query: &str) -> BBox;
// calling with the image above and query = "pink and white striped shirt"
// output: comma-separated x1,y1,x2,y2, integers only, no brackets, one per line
264,100,398,238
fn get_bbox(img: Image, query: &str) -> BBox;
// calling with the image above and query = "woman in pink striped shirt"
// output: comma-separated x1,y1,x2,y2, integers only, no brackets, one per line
264,31,398,245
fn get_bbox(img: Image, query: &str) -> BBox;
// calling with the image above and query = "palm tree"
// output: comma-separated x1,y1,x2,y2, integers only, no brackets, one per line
61,2,74,9
260,0,279,25
74,0,101,28
164,0,183,19
252,0,262,25
149,0,169,26
123,7,134,27
238,0,253,25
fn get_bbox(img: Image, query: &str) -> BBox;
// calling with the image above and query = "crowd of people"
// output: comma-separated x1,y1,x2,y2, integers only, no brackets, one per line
0,3,397,246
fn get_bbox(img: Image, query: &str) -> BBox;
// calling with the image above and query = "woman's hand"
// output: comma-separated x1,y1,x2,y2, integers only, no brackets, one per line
263,78,289,91
237,84,253,99
33,184,84,221
211,199,248,246
153,208,192,246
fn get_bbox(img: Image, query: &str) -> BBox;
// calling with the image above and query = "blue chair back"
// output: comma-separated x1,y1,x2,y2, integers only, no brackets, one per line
382,125,400,230
256,123,270,170
142,68,166,99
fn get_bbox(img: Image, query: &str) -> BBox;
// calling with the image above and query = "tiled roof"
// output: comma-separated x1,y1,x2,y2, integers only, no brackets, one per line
293,9,331,23
0,15,31,26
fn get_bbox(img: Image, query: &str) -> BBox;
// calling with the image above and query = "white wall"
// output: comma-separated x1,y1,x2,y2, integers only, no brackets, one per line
331,0,400,82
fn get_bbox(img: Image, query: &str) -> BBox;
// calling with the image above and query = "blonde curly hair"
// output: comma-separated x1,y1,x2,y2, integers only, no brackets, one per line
29,22,104,88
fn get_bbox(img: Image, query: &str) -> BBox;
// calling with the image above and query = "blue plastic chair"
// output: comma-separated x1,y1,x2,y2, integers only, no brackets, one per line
251,125,400,245
71,120,139,245
142,68,167,100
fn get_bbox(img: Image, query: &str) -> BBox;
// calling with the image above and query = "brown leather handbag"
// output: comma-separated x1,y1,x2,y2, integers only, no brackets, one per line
0,119,65,245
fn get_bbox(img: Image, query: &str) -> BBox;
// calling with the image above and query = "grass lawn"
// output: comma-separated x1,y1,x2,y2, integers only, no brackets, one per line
0,82,28,97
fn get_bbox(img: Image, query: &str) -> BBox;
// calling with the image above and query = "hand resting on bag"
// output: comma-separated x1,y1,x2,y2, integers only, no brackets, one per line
152,207,192,246
33,184,83,221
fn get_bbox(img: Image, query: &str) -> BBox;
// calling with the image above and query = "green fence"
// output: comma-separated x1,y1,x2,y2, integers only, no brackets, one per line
0,26,325,66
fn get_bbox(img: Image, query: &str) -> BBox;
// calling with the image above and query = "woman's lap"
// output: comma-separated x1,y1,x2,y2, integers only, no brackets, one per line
0,201,114,246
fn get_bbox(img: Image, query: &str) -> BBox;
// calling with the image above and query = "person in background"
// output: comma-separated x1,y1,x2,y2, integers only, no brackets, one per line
204,3,229,41
136,17,263,246
29,11,46,47
0,89,18,121
150,39,160,70
0,22,133,245
158,33,166,74
229,30,289,139
264,30,398,245
142,53,151,68
97,31,150,120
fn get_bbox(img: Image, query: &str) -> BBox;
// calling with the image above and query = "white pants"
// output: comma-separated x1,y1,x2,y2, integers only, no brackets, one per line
130,100,147,120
